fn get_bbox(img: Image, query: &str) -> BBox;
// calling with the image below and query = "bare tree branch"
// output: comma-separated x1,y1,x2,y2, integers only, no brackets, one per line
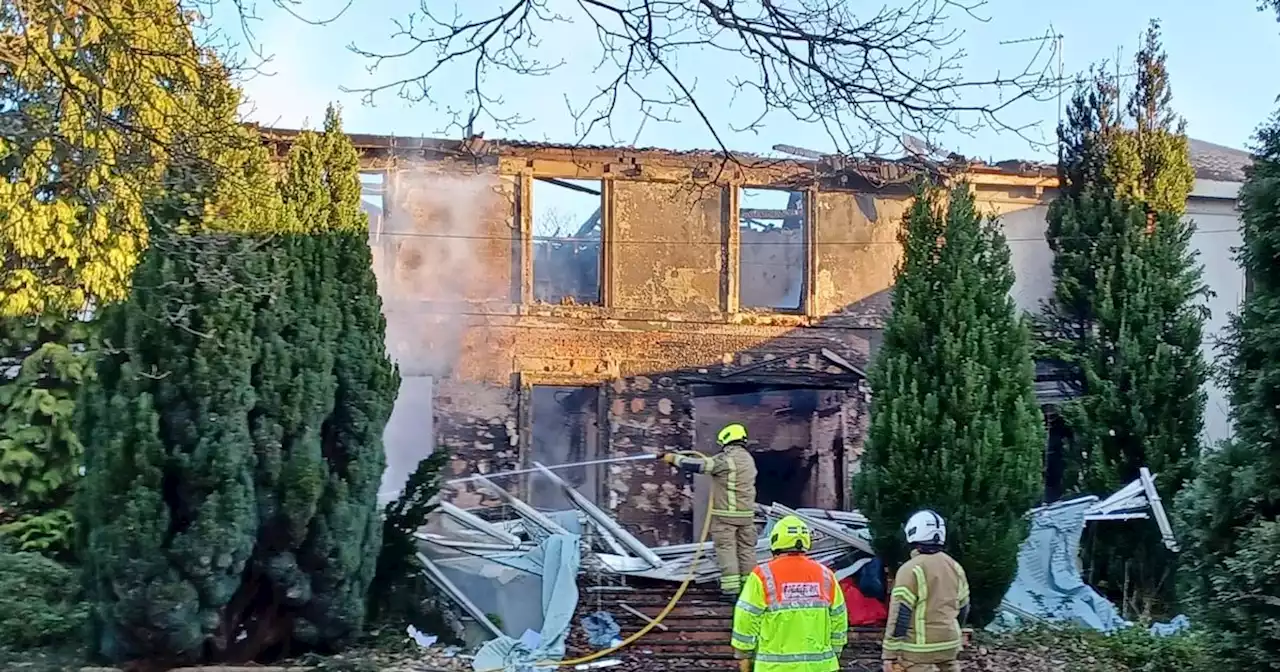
0,0,331,315
345,0,1059,156
1262,0,1280,27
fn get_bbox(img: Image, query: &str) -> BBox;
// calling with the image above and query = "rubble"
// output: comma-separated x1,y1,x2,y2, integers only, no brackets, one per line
416,461,1179,672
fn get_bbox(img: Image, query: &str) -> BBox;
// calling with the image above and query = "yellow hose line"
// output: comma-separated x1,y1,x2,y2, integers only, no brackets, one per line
475,450,719,672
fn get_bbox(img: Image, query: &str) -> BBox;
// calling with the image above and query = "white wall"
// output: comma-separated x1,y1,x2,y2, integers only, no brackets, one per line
1187,191,1246,445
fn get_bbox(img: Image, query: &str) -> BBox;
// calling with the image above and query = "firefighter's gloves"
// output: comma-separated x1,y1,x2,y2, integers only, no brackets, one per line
659,452,677,465
737,659,751,672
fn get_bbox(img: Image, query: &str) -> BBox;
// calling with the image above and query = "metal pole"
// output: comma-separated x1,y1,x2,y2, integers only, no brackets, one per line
416,551,504,639
532,461,665,568
445,453,658,485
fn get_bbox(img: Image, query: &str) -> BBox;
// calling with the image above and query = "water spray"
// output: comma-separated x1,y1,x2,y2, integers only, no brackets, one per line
444,452,660,485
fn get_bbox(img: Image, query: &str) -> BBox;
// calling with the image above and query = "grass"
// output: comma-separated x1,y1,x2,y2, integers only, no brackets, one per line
972,623,1212,672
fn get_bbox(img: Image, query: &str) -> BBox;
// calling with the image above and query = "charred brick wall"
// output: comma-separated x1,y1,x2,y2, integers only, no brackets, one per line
348,141,898,543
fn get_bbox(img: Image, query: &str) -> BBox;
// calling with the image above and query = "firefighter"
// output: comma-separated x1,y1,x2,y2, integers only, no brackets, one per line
881,510,970,672
659,422,759,598
730,514,848,672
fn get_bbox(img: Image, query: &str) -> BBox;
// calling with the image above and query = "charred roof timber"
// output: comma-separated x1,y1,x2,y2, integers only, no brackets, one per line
255,125,1251,189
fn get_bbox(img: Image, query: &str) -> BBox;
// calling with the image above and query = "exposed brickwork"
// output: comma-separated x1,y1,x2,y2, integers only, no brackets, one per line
335,137,896,543
434,380,520,508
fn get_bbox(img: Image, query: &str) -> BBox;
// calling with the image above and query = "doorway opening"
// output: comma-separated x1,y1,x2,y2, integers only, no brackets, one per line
753,446,813,509
528,385,601,510
688,383,852,541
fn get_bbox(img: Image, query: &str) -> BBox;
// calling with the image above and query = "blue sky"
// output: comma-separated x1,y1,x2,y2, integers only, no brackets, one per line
210,0,1280,164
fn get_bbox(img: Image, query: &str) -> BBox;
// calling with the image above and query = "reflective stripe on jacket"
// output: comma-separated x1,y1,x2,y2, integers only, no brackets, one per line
731,554,849,672
671,445,757,517
881,549,969,663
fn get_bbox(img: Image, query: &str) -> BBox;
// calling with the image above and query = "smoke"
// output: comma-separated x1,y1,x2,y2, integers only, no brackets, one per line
376,171,510,504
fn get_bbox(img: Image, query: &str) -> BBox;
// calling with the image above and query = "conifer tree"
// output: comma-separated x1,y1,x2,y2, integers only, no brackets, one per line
854,183,1045,626
1174,112,1280,669
1036,22,1206,613
77,103,395,664
275,107,398,646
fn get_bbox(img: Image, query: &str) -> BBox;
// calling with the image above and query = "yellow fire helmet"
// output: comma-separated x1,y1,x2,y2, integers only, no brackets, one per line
717,422,748,447
769,514,813,553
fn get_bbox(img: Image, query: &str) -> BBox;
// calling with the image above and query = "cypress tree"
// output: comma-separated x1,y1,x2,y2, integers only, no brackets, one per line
1173,113,1280,669
278,107,398,646
77,100,394,663
1036,22,1205,614
854,182,1045,626
77,67,289,660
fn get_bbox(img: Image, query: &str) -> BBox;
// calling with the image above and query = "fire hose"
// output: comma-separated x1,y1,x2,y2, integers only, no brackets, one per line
470,450,717,672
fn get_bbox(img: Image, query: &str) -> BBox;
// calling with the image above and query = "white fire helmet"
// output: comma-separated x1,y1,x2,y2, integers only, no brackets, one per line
904,509,947,546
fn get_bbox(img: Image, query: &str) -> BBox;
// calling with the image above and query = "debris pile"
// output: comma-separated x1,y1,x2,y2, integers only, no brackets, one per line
414,462,1180,672
419,463,879,645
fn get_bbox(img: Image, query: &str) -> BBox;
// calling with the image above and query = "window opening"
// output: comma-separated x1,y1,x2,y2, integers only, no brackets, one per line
532,178,603,305
360,171,386,236
738,187,806,311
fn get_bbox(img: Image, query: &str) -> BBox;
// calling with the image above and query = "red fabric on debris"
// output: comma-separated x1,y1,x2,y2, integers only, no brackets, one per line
839,576,888,627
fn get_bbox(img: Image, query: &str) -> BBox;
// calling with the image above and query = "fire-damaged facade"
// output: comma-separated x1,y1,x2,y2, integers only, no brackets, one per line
260,128,1246,546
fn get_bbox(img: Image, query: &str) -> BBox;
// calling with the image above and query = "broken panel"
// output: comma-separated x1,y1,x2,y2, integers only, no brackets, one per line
378,375,436,506
532,178,603,305
739,187,806,311
528,385,601,510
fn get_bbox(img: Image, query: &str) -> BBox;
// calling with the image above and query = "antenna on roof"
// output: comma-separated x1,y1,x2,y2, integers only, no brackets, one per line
1000,28,1065,152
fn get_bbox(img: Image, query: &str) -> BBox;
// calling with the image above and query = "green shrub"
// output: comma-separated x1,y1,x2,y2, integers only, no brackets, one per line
1094,626,1211,672
0,317,90,560
368,450,456,640
0,509,75,558
984,624,1211,672
0,551,86,649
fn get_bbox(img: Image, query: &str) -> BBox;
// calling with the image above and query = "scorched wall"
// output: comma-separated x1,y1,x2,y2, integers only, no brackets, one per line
339,137,901,544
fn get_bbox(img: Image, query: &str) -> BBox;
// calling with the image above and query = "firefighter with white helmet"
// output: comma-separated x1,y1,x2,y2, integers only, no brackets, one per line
881,510,970,672
659,422,758,598
730,515,848,672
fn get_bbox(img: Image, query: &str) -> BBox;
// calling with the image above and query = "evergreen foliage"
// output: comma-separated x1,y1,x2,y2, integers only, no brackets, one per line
369,450,455,637
0,316,89,557
1036,22,1206,614
0,550,88,649
1174,113,1280,669
854,182,1045,626
77,106,396,665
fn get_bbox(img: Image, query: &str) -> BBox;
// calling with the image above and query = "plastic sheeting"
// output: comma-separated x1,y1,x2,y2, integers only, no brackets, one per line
990,496,1128,633
581,611,622,647
472,531,583,672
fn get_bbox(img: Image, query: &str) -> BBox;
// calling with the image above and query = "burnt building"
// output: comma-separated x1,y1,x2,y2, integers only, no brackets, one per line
261,128,1240,546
